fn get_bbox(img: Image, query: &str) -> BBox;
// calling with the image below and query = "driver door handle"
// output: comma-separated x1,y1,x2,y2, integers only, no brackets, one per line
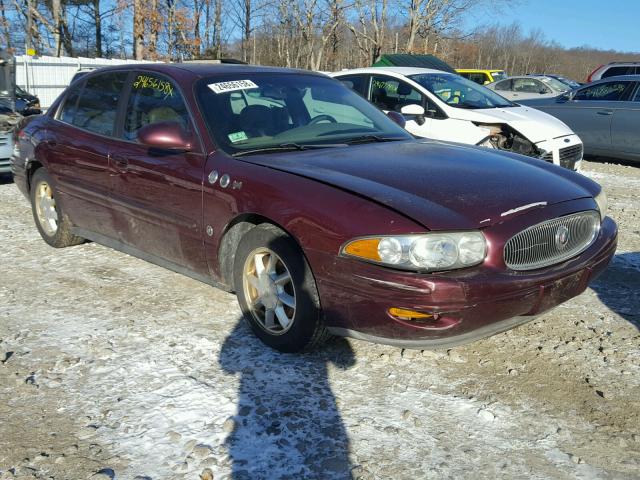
596,110,614,116
110,154,129,173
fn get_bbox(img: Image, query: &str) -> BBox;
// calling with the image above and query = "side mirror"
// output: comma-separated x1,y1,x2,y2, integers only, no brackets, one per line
386,111,406,129
556,92,572,103
137,121,193,151
400,104,426,125
401,104,425,116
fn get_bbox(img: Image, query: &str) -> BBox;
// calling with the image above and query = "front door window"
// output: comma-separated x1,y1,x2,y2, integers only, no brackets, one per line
123,73,192,141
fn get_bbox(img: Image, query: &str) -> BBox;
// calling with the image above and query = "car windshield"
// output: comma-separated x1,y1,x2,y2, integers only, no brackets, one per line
195,73,411,155
409,73,515,109
554,76,581,89
539,77,570,92
491,71,508,81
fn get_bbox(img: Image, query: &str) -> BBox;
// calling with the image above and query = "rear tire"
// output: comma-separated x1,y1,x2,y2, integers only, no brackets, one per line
233,224,330,352
30,168,84,248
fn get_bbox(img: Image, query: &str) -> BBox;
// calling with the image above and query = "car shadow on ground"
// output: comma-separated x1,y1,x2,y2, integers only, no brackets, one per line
589,252,640,330
0,173,13,185
219,316,355,479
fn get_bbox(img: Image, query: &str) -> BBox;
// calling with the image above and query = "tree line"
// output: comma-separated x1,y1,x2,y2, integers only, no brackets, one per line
1,0,639,81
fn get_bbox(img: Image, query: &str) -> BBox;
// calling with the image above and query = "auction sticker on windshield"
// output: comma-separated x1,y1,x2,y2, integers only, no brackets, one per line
208,80,259,94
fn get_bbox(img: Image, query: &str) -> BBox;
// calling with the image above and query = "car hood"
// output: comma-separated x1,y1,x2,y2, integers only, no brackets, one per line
449,105,574,143
238,140,597,230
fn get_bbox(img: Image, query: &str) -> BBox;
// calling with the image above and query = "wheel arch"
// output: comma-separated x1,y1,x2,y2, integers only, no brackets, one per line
26,159,44,193
218,213,304,291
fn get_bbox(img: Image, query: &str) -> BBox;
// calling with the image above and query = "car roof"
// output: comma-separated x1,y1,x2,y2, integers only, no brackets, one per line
80,62,326,79
589,74,640,83
508,75,557,80
333,66,451,76
456,69,504,73
603,62,640,66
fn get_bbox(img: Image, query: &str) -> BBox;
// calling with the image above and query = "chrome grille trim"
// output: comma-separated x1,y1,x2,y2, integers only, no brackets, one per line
504,211,600,271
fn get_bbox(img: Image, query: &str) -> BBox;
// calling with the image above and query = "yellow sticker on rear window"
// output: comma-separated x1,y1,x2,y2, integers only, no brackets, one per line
228,131,248,143
208,80,258,94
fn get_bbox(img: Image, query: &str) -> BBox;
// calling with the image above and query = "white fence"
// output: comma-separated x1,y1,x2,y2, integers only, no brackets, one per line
16,55,160,109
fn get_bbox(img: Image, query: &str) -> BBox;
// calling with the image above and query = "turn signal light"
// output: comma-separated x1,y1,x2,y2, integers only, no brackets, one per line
342,238,381,261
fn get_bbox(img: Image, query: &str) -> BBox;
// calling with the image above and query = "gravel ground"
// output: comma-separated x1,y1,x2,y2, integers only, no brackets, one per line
0,160,638,480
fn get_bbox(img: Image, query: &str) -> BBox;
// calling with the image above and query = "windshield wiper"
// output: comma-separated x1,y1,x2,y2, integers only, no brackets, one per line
344,135,404,145
233,143,345,157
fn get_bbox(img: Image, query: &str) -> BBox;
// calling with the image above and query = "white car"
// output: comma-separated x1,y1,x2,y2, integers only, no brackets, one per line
330,67,583,171
485,75,571,101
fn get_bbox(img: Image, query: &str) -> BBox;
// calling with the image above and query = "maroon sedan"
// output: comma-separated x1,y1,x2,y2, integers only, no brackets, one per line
11,64,617,352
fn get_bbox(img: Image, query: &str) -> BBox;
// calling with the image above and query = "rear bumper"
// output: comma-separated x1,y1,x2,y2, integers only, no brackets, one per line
313,216,617,348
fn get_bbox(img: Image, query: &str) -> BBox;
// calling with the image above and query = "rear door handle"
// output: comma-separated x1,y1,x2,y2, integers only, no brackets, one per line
596,110,614,116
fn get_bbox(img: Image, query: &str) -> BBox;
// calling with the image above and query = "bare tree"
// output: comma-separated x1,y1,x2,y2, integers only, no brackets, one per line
348,0,388,65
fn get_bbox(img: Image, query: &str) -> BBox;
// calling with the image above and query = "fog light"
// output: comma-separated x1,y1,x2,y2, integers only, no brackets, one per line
388,307,433,321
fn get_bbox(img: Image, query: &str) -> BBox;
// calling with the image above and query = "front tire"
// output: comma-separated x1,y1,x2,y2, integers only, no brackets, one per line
30,168,84,248
233,224,329,352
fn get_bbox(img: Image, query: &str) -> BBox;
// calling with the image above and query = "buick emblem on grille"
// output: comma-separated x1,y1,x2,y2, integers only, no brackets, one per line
555,225,570,249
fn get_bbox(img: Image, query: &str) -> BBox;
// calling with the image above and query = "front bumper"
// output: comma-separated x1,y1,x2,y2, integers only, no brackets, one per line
537,134,583,171
312,216,617,349
0,133,12,173
0,157,10,174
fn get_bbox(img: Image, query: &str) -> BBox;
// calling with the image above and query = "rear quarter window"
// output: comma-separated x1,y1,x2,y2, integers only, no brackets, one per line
601,66,633,78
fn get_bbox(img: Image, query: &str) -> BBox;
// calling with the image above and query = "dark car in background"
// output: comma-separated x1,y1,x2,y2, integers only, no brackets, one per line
521,75,640,163
14,85,41,115
587,62,640,82
11,64,617,352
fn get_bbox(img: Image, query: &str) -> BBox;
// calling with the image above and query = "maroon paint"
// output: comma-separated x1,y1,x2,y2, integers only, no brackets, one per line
12,63,618,346
138,121,195,151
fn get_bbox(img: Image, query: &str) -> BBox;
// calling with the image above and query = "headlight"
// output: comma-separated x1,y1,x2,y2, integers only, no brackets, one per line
341,231,487,272
594,189,607,221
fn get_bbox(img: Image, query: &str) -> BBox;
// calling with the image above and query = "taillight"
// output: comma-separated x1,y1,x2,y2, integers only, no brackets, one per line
587,64,604,83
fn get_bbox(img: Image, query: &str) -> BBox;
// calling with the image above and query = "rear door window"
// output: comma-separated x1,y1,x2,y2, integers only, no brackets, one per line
494,79,511,91
72,72,127,136
466,73,487,85
123,72,192,141
337,75,369,97
57,84,83,124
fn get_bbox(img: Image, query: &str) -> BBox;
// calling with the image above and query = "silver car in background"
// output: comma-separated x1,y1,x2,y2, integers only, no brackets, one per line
520,75,640,163
0,100,16,174
487,75,571,101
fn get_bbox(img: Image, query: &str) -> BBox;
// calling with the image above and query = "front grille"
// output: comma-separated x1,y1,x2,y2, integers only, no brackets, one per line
504,211,600,271
558,144,582,169
541,151,553,162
